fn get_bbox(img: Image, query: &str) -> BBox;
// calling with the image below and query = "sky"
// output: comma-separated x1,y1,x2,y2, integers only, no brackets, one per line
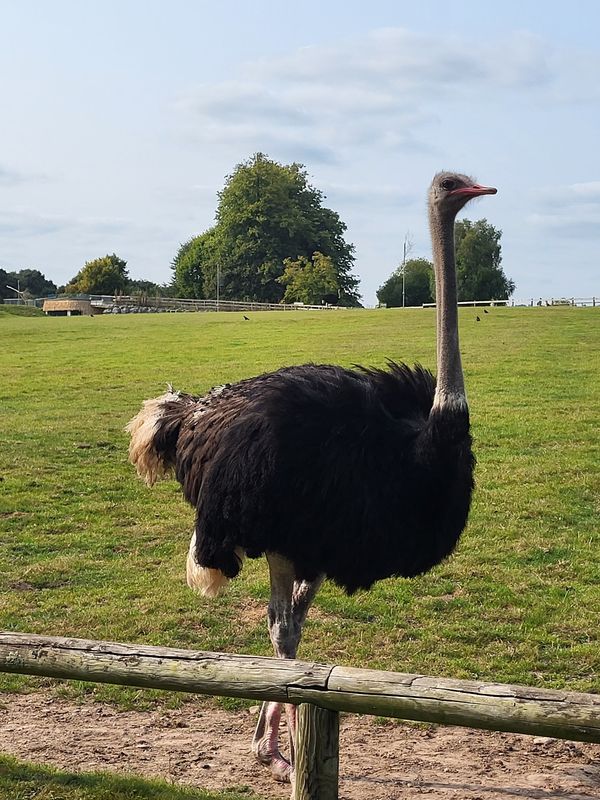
1,0,599,305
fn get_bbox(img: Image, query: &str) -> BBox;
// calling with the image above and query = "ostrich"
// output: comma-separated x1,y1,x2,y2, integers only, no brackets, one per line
126,171,496,783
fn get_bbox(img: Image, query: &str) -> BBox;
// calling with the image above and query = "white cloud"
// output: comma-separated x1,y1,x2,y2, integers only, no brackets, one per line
0,164,51,186
528,211,600,238
250,29,551,91
0,165,34,186
0,210,65,236
321,182,416,208
570,181,600,201
529,180,600,238
178,82,311,127
0,208,172,243
0,166,22,185
176,28,556,162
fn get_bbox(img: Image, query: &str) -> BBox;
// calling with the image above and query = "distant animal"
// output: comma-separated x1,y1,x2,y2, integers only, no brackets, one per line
243,315,250,321
483,308,489,314
126,171,497,784
476,315,481,321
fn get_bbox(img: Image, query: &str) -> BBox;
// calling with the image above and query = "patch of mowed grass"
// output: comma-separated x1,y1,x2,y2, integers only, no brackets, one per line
0,304,44,317
0,754,262,799
1,307,599,702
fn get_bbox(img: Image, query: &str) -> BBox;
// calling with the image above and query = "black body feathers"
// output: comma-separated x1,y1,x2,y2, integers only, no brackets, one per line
147,362,474,594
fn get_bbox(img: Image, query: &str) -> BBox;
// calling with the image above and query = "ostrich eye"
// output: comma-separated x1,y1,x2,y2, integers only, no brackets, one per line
440,179,456,191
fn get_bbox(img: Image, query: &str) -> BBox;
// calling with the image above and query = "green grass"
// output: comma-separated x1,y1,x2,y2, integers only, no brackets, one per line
0,304,44,317
0,755,260,800
1,306,599,705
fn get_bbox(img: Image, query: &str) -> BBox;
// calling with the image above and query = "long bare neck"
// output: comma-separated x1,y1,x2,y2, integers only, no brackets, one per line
429,205,467,412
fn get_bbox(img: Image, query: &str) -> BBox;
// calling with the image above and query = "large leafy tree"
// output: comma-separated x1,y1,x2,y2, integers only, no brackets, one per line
173,154,360,305
454,219,515,301
377,258,434,308
65,254,129,295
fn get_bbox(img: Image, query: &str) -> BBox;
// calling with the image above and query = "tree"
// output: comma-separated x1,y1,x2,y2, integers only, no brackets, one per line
12,269,57,297
174,153,360,305
1,267,57,300
171,230,221,299
65,254,129,295
377,258,434,308
125,278,163,295
0,268,14,301
454,219,515,301
278,252,339,305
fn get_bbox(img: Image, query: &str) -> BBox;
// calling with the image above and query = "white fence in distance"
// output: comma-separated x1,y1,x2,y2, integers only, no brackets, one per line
421,299,510,308
3,295,598,311
89,295,346,313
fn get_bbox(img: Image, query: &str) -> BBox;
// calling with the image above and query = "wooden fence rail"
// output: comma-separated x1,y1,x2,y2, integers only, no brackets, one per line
1,632,600,799
87,294,346,313
422,299,510,308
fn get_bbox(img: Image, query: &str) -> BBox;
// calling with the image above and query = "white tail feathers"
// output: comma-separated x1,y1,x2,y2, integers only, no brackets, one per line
186,531,244,598
127,391,245,599
125,390,179,486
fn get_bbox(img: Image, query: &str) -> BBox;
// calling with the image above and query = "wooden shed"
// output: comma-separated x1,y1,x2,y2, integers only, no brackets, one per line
43,299,94,316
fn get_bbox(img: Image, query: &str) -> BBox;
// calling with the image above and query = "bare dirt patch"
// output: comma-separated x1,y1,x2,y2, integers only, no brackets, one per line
236,597,335,628
0,691,599,799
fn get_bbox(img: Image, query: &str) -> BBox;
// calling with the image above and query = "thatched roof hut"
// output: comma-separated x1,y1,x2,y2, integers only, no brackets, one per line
43,299,94,316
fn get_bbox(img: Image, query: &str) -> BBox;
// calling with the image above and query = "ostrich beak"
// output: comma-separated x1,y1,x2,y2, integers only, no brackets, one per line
451,184,497,198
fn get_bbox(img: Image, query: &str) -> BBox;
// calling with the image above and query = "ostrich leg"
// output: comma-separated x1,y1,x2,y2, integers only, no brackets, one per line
252,553,323,782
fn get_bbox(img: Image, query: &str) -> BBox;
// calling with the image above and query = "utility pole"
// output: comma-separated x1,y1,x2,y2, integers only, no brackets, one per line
401,232,413,308
402,240,407,308
216,264,220,312
6,282,25,304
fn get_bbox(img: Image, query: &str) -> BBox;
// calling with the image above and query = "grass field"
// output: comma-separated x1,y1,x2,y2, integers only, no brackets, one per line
0,754,259,800
0,304,44,317
1,305,599,710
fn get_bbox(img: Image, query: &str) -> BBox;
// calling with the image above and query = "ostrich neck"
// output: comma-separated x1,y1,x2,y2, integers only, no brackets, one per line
429,207,466,411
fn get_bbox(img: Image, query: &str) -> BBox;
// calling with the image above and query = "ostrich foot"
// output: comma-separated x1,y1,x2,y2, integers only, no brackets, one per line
252,701,293,782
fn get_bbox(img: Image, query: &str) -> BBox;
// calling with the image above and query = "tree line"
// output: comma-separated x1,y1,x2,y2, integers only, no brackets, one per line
0,268,58,301
377,220,515,308
1,154,514,306
0,260,169,301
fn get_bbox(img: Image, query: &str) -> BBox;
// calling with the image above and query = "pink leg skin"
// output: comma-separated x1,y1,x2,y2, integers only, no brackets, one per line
251,701,291,782
252,554,324,784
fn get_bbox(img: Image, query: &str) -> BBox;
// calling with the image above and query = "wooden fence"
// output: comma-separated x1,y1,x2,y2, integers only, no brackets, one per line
422,299,510,308
88,295,346,313
1,632,600,799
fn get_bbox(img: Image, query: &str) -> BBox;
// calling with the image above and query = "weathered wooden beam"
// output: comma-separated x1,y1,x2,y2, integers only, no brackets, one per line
1,632,600,744
0,632,332,702
288,666,600,743
294,704,339,800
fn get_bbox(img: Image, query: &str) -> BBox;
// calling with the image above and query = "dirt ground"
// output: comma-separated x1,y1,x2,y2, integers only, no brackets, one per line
0,692,599,799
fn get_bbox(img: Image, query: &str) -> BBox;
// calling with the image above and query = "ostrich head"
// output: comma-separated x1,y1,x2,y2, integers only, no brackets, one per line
429,172,497,216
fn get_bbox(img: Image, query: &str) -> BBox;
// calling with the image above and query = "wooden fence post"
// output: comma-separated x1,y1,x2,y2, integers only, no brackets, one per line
294,703,339,800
